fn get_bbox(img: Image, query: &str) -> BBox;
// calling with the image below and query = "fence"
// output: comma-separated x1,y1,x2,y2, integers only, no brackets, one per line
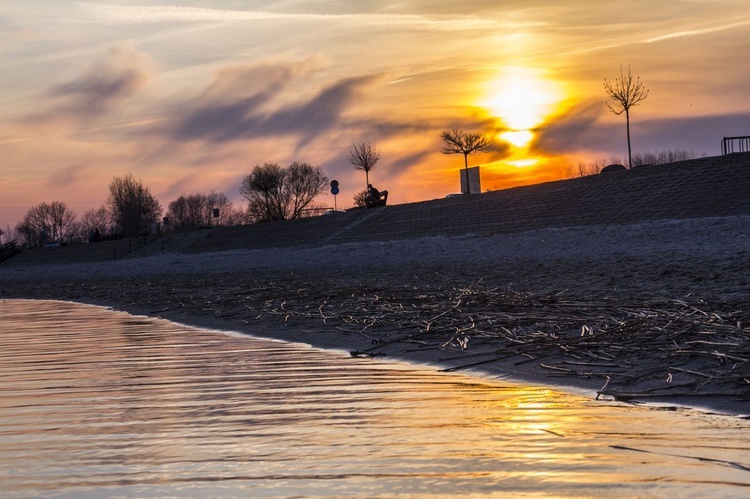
721,136,750,155
0,240,20,263
114,223,162,260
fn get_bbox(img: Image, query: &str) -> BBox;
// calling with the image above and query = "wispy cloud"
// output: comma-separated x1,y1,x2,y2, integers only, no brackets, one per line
50,44,151,118
74,2,540,31
169,61,380,147
642,19,750,43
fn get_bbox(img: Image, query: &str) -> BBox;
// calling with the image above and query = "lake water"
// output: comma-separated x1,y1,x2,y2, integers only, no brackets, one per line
1,299,749,498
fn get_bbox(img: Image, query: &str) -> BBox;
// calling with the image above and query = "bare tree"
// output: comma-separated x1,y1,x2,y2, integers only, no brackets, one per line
207,192,245,226
631,149,702,167
2,225,18,245
107,173,162,236
240,163,285,222
79,205,113,241
285,162,329,219
15,201,78,247
604,64,649,168
440,128,491,194
167,192,244,229
347,143,381,189
167,194,206,229
240,162,328,223
352,189,368,208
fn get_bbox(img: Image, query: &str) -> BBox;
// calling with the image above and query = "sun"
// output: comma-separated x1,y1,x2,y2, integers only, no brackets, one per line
480,67,564,149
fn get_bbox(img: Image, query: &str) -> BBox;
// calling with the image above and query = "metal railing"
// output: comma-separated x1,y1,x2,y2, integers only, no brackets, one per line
721,136,750,155
114,223,162,260
0,240,20,263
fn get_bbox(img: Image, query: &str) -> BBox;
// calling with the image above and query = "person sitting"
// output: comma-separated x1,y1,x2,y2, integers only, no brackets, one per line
365,184,388,208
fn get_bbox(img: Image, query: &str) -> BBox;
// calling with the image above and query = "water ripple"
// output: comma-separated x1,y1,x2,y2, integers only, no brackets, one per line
1,299,749,497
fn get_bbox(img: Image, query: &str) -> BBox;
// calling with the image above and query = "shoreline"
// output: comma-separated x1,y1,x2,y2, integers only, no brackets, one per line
2,216,750,417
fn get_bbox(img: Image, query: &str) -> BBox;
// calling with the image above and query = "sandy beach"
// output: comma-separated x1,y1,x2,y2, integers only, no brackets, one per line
2,214,750,417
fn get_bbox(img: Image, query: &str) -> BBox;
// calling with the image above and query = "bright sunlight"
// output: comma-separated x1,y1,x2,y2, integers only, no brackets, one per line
481,67,565,149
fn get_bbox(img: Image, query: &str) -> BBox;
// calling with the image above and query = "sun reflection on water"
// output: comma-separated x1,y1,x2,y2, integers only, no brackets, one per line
1,300,749,497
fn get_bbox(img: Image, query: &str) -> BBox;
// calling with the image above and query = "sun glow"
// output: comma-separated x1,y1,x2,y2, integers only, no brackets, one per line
481,67,565,149
500,130,534,148
507,158,538,168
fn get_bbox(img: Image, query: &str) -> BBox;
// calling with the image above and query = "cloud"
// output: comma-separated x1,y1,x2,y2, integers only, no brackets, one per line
48,163,88,188
635,113,750,154
536,102,750,158
642,19,750,44
534,102,613,154
74,2,537,31
388,151,433,174
171,64,379,146
262,75,378,145
50,44,151,118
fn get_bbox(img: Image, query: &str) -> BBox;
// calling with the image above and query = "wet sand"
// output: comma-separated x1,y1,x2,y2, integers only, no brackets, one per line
2,216,750,416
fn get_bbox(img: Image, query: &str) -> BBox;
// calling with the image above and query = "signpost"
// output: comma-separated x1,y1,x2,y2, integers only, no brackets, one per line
330,180,339,211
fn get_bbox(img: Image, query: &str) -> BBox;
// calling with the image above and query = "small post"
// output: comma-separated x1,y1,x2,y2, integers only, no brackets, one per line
330,180,340,212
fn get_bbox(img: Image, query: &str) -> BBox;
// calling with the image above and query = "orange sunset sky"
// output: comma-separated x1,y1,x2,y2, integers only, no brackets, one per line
2,1,750,230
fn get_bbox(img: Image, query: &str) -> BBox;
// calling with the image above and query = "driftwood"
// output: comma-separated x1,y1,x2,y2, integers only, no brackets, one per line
20,276,750,405
215,280,750,403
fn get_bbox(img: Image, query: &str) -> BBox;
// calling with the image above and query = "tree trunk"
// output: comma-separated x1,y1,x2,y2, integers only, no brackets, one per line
463,154,470,194
626,109,632,169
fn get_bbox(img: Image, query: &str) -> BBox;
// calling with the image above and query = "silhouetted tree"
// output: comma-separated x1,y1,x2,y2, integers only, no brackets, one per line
167,192,243,229
561,156,623,178
440,128,491,194
240,163,284,222
347,143,381,189
285,162,329,219
631,149,702,167
563,149,704,179
107,173,162,236
79,205,113,241
15,201,78,247
2,225,17,245
352,189,368,208
240,162,328,223
604,64,649,169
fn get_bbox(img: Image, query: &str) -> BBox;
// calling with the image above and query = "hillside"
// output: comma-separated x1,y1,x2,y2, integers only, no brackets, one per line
5,152,750,267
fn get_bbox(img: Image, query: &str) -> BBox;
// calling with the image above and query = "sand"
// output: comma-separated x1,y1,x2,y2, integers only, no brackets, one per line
2,215,750,416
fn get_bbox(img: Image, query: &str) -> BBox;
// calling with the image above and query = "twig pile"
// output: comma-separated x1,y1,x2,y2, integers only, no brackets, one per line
241,281,750,403
20,275,750,405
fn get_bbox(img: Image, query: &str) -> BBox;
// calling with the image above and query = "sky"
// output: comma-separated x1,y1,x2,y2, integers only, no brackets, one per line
2,1,750,231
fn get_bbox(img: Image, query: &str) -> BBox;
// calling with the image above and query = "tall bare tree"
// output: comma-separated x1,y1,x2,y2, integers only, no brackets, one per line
440,129,491,194
347,143,381,189
604,64,649,169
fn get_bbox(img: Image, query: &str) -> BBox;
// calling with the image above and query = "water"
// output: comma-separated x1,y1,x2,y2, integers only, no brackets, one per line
1,300,749,498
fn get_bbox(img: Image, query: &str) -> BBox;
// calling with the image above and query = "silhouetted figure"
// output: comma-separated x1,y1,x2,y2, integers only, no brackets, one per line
366,184,388,208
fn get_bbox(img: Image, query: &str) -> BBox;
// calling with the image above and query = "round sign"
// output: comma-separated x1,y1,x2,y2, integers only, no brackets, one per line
330,180,339,188
331,186,340,195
